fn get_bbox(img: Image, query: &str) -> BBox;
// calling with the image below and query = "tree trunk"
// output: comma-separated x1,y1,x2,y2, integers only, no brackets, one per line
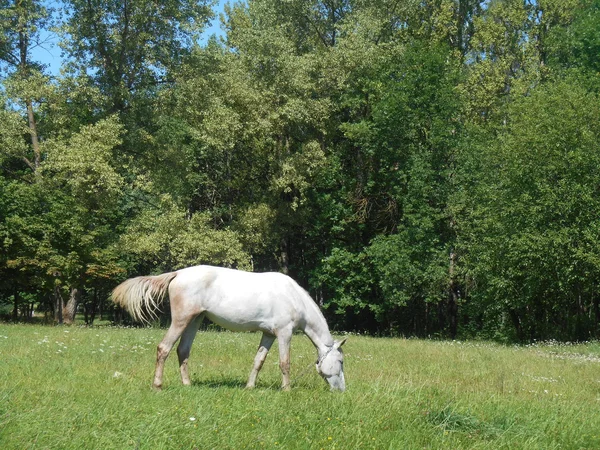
424,302,429,336
85,287,98,325
593,293,599,336
25,99,41,170
18,30,41,175
99,289,104,321
280,237,289,275
12,287,19,322
54,276,64,324
63,287,81,325
448,251,459,339
509,309,523,341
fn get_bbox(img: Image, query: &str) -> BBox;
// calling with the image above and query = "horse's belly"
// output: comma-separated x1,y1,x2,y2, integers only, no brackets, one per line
204,312,268,333
202,297,284,333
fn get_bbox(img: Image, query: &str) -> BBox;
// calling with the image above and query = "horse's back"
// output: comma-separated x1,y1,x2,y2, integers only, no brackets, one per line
169,266,305,334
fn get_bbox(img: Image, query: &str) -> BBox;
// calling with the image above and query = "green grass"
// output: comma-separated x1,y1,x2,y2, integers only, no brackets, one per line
1,324,600,449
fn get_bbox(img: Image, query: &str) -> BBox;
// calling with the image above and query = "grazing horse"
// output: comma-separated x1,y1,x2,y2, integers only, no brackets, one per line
112,265,346,391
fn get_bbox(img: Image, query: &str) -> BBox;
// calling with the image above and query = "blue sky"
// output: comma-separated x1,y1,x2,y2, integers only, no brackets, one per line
31,0,230,76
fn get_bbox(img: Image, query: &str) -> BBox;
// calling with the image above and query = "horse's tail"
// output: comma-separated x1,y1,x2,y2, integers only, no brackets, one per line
111,272,178,323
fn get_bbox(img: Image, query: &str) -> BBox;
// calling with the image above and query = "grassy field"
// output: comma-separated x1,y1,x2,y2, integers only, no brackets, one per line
1,323,599,449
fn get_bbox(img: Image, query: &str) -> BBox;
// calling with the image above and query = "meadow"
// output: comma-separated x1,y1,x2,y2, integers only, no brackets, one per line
1,323,599,449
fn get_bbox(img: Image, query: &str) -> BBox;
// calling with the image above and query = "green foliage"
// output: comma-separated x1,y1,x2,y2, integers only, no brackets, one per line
119,200,251,272
43,116,125,204
1,0,600,339
319,248,374,314
458,78,600,340
0,105,28,163
546,0,600,90
316,39,462,333
59,0,214,106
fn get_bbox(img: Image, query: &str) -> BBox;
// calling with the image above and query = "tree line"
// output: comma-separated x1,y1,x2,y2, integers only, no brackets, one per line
1,0,600,341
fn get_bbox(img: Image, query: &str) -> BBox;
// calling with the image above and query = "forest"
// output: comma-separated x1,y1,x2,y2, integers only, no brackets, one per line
1,0,600,342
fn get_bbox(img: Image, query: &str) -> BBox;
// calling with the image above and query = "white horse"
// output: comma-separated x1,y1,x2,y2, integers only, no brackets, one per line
112,265,346,391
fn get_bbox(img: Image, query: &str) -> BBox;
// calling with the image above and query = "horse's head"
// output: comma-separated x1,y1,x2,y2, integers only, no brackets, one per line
316,338,347,392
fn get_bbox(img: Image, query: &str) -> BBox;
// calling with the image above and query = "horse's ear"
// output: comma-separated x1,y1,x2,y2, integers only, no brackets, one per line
335,337,348,349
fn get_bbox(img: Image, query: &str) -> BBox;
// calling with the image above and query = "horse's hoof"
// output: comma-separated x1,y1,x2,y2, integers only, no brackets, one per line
152,384,162,391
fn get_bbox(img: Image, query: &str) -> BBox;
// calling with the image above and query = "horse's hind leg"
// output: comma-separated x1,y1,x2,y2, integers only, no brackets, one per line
177,315,203,386
153,314,198,390
246,332,275,389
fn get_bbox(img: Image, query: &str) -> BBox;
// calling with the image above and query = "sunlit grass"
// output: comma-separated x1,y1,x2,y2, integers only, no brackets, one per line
1,324,599,449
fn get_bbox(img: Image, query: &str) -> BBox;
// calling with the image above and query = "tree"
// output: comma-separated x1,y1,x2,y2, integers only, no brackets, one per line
1,114,128,323
59,0,216,203
317,38,463,334
118,199,252,274
0,0,53,175
2,0,599,340
546,0,600,86
60,0,214,113
457,78,600,340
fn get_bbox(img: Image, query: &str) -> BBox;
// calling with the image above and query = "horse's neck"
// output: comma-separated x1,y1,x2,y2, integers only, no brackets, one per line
302,307,334,355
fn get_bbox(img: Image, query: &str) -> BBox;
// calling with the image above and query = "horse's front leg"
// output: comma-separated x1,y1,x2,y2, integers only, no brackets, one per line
246,332,275,389
277,330,293,391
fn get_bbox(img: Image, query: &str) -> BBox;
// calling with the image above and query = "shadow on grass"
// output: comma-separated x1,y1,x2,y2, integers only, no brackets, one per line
190,377,248,389
188,376,290,391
